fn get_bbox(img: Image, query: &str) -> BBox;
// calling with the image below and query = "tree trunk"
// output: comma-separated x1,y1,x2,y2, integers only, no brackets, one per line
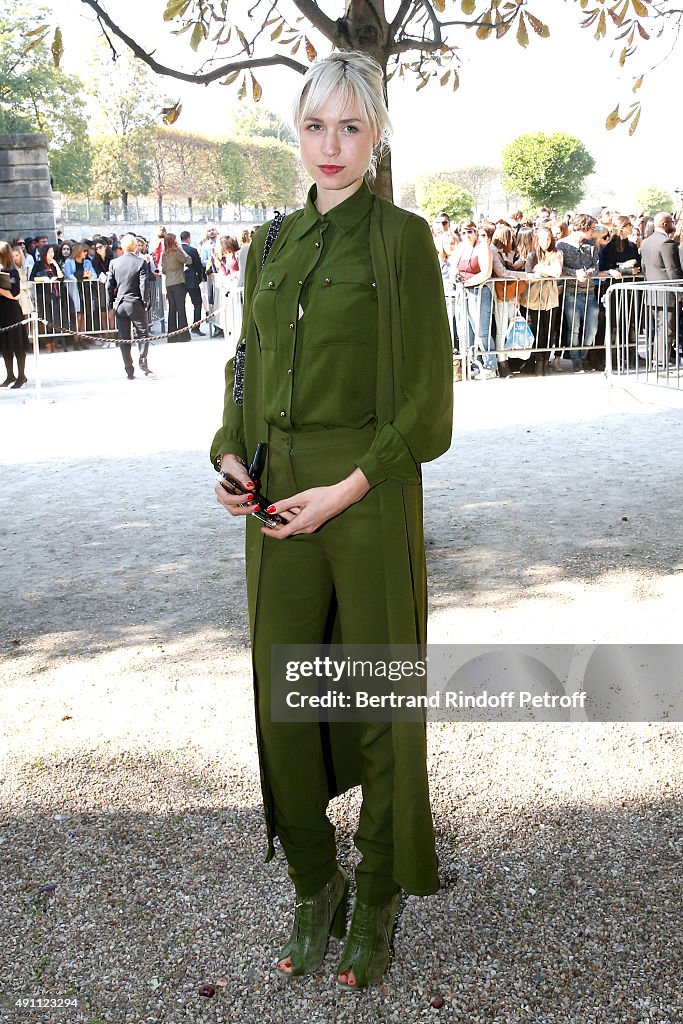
103,198,111,222
331,8,394,202
217,201,223,223
188,196,193,221
158,194,163,221
121,189,129,220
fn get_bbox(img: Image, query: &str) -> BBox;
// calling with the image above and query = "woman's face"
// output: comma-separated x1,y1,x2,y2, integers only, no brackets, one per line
299,92,376,205
538,228,552,251
619,221,632,239
45,247,55,264
12,248,22,267
61,244,71,258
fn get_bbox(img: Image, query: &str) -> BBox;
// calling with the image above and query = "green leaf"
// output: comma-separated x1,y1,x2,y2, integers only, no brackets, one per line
190,21,204,51
433,0,446,10
452,69,460,90
271,23,283,40
237,28,250,54
163,0,191,20
461,0,476,13
25,23,49,37
476,22,493,39
51,27,63,68
22,30,50,55
440,69,451,85
222,69,241,85
631,0,648,16
516,13,529,47
632,74,644,92
237,77,247,101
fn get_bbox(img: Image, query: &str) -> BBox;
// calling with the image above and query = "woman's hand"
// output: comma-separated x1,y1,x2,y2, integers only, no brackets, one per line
262,468,371,539
214,454,258,518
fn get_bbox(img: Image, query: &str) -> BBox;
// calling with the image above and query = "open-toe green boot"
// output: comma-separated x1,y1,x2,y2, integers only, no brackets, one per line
277,865,350,977
336,890,402,989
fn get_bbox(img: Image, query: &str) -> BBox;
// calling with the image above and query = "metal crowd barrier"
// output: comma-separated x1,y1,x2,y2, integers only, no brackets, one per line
605,279,683,388
445,273,643,379
31,277,117,348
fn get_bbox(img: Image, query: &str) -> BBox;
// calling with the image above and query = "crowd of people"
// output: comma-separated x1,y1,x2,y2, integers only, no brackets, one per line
0,224,258,385
432,204,683,378
3,200,682,388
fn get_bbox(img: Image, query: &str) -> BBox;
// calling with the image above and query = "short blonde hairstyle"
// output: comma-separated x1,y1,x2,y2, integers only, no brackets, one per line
292,50,392,181
120,233,137,253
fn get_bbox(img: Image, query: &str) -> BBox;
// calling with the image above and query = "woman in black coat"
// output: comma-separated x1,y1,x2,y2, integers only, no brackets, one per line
29,243,71,351
0,240,28,387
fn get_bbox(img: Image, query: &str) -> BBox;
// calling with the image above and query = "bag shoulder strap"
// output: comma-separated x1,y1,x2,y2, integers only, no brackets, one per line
261,211,283,267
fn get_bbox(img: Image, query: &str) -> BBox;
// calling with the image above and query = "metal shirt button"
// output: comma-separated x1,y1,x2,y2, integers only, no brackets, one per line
289,322,295,329
268,281,275,288
314,241,320,248
287,368,293,374
324,277,331,284
280,410,286,417
371,281,376,288
298,280,303,286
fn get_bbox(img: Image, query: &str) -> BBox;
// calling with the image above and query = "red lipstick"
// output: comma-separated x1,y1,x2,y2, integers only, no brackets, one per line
319,165,344,175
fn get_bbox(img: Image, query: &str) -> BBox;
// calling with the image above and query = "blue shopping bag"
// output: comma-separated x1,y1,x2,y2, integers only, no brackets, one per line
505,314,534,359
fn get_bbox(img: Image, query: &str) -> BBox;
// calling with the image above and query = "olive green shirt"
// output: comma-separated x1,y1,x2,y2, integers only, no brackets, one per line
251,182,377,431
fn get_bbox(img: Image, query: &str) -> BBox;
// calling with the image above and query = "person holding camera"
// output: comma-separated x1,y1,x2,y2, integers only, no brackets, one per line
211,51,453,989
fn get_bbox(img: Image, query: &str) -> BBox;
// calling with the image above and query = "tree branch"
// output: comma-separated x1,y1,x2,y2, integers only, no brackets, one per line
288,0,337,41
78,0,307,82
417,0,442,47
390,36,442,54
390,0,418,37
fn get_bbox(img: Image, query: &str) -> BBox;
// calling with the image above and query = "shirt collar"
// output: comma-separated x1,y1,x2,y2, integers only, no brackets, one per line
292,180,374,240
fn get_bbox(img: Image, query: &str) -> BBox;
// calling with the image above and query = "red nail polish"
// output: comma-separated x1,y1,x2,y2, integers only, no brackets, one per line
266,505,276,514
246,481,255,489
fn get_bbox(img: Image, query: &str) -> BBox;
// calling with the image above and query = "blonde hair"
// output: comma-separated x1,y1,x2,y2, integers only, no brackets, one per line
120,233,138,253
292,50,392,181
0,240,12,271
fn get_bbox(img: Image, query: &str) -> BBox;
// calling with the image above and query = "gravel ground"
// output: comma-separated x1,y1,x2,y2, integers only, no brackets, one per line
1,341,682,1024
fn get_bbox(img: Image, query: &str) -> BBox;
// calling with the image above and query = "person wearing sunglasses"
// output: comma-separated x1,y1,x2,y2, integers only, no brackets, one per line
450,220,496,377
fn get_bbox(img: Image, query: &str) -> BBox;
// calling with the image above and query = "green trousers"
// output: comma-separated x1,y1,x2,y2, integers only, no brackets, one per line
252,425,401,905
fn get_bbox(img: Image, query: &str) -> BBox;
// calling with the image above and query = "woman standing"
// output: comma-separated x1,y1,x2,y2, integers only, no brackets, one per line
63,243,96,345
490,223,527,377
522,226,564,375
451,219,495,377
0,241,28,387
212,51,452,989
161,232,192,342
29,243,69,351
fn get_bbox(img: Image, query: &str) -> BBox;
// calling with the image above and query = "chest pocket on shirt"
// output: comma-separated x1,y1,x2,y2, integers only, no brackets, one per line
252,265,287,350
311,264,378,345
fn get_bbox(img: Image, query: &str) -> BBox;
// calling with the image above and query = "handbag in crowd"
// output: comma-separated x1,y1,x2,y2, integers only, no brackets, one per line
233,211,283,406
0,271,11,291
494,279,527,302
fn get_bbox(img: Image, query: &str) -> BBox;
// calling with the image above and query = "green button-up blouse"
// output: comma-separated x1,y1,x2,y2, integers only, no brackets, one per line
251,182,377,431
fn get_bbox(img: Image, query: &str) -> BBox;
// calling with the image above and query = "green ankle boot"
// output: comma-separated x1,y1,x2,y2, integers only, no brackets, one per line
336,890,402,989
277,866,350,977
